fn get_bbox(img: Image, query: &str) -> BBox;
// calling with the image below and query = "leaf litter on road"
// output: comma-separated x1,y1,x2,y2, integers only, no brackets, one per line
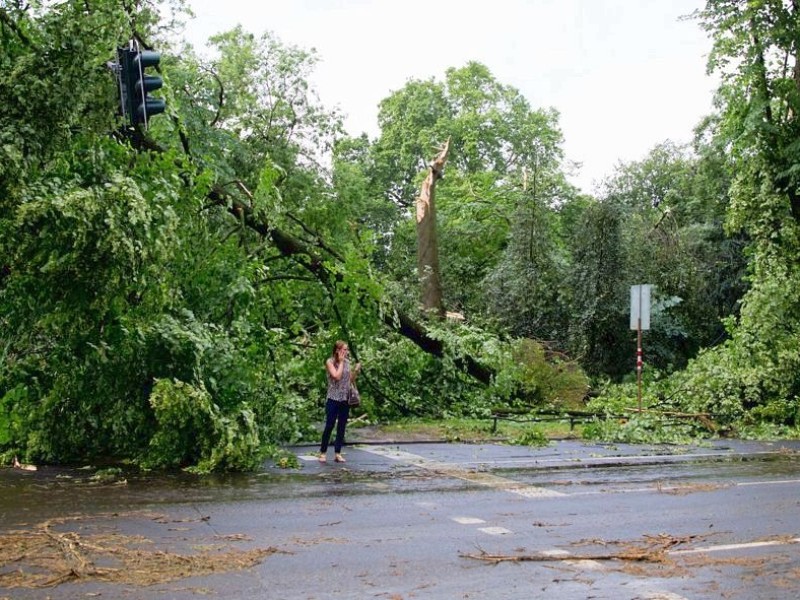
0,512,284,589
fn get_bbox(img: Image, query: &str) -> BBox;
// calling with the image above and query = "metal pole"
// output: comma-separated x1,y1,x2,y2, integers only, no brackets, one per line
637,317,643,411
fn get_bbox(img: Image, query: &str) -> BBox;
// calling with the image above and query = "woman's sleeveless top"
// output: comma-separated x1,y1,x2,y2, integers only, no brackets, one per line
327,359,350,402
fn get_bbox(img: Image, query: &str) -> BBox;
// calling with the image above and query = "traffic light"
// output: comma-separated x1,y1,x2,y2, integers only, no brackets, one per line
117,43,166,127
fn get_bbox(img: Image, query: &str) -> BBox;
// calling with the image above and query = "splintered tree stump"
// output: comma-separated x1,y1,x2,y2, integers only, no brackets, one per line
416,138,450,317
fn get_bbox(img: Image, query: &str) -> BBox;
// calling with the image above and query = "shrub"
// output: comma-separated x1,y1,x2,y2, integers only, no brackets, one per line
139,379,263,473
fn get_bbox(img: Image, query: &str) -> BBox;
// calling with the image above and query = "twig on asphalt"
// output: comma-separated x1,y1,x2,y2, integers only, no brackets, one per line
460,548,666,564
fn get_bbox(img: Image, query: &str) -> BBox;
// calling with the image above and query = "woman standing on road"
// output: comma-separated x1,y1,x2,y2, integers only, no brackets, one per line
319,340,360,463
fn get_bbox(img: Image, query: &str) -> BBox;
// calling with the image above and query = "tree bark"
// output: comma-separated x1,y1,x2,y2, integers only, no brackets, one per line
416,139,450,317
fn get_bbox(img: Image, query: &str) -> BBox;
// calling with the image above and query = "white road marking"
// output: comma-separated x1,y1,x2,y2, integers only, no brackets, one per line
359,445,565,498
639,592,690,600
452,517,486,525
671,537,800,555
736,479,800,487
541,549,570,557
627,579,691,600
572,559,606,571
510,485,567,499
297,454,320,462
478,526,512,536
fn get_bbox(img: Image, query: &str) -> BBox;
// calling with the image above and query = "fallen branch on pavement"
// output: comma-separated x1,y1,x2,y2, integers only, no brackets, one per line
462,533,715,565
460,548,666,564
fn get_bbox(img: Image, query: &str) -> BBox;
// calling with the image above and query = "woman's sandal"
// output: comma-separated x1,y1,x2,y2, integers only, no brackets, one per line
334,454,346,463
318,453,327,463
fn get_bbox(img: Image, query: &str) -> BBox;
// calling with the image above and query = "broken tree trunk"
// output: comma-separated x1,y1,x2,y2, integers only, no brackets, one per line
416,139,450,318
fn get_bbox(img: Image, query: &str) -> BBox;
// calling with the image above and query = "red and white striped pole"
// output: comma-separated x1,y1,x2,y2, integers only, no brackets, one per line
637,318,643,411
631,284,652,412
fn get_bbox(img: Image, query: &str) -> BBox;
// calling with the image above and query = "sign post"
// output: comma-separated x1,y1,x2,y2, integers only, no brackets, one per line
630,285,652,411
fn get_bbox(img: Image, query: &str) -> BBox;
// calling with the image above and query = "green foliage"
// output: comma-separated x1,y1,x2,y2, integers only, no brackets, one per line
598,141,744,375
90,467,125,484
745,399,800,428
507,426,549,447
357,333,483,420
483,186,572,342
583,381,710,444
368,61,574,324
666,230,800,428
494,339,589,409
352,322,588,424
268,447,302,469
657,1,800,433
4,0,800,474
140,379,214,470
0,173,180,462
567,200,630,378
0,3,329,469
0,386,26,455
734,420,800,441
581,414,700,445
140,379,263,473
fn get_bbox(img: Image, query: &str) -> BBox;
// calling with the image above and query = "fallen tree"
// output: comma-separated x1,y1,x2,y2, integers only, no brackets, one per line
208,183,495,385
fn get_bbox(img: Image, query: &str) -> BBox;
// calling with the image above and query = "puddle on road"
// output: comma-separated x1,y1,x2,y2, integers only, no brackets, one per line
2,451,798,526
0,462,476,529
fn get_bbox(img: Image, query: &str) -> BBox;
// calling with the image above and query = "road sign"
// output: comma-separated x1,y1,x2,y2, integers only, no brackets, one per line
630,284,652,330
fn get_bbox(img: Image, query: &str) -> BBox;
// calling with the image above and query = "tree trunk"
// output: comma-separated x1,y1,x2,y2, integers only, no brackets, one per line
416,139,450,317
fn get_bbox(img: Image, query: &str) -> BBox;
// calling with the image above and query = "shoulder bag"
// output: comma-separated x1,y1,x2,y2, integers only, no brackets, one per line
348,383,361,407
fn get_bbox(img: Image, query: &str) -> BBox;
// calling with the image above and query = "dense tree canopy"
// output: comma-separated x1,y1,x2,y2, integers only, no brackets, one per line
1,0,798,470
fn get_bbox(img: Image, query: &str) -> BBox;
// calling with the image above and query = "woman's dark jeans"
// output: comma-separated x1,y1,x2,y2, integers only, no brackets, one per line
320,398,350,454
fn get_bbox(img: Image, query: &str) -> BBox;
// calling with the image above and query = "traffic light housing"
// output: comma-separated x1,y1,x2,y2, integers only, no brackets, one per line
117,44,166,127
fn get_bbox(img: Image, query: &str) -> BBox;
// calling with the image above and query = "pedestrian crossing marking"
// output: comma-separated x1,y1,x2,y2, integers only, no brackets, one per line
359,446,565,498
452,517,486,525
478,526,512,535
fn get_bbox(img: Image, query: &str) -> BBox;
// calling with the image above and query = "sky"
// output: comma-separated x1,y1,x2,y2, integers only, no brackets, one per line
184,0,716,194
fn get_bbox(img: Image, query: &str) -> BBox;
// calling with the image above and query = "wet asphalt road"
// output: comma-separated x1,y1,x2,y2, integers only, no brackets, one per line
1,439,800,599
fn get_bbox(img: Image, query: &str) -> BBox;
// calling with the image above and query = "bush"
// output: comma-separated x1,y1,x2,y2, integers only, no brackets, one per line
139,379,264,473
508,427,549,447
581,414,701,445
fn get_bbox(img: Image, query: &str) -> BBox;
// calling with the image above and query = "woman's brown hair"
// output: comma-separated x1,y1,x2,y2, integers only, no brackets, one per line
331,340,347,360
